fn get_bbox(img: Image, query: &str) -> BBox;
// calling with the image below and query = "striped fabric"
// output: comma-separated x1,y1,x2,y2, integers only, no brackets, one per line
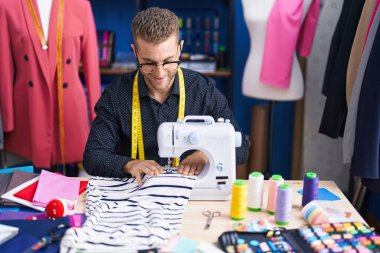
61,174,196,252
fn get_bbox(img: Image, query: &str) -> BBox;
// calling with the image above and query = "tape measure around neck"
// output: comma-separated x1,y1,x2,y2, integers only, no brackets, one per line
131,72,144,160
173,68,185,166
131,68,185,163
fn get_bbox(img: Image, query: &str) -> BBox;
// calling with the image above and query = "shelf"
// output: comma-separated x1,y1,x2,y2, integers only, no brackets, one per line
202,70,231,77
80,68,231,77
99,68,135,75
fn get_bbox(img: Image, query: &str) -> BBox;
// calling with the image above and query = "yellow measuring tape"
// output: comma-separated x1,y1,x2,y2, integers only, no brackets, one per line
26,0,66,165
56,0,65,165
131,68,185,167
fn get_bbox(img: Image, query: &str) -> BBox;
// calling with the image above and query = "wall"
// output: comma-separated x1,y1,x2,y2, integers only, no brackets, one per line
91,0,136,54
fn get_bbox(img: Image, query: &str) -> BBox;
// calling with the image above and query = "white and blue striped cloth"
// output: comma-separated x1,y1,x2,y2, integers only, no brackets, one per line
61,174,196,252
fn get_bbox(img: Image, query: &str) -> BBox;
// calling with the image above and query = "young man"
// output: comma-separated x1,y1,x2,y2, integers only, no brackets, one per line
84,7,249,185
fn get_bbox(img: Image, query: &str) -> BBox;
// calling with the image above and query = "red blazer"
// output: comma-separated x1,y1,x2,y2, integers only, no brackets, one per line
0,0,101,167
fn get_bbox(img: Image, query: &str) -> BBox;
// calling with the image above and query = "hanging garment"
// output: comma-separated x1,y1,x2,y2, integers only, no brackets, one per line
260,0,320,88
322,0,353,96
303,0,346,190
365,0,380,43
61,174,196,252
319,0,365,138
343,7,380,164
346,0,378,105
0,0,101,167
351,22,380,179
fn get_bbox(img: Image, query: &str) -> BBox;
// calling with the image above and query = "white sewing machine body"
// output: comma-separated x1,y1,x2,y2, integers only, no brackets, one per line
157,115,242,200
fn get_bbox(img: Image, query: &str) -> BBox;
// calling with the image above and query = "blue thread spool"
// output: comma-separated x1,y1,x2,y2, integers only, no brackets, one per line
302,172,319,207
275,183,292,226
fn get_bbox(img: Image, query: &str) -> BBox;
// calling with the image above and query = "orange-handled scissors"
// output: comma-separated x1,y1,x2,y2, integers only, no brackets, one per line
22,224,70,253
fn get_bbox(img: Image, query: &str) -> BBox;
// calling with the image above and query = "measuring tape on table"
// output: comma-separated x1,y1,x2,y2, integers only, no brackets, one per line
131,68,185,167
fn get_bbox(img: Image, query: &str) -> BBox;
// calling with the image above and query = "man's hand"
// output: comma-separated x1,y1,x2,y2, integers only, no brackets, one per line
124,160,163,186
178,151,208,176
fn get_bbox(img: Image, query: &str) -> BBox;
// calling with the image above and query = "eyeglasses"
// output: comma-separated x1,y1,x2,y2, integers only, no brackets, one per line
138,60,181,74
135,41,182,74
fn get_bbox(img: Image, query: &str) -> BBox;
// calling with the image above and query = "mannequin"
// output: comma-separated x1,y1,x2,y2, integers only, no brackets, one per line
242,0,316,101
36,0,53,41
0,0,101,168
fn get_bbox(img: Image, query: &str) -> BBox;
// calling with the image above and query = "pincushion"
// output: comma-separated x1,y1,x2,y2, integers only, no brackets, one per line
45,198,68,219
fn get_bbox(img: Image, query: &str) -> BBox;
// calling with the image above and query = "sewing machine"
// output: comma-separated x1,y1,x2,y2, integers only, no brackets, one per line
157,115,242,200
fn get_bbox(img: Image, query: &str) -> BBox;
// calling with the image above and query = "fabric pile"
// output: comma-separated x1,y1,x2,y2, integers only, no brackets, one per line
61,174,196,252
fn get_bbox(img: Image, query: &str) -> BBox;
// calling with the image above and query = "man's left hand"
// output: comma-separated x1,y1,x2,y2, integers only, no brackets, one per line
178,151,208,176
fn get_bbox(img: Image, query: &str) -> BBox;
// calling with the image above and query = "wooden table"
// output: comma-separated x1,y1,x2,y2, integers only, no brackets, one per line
180,181,365,243
76,180,365,243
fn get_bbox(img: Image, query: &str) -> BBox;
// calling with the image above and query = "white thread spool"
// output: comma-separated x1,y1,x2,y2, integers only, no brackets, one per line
267,174,284,215
248,172,264,212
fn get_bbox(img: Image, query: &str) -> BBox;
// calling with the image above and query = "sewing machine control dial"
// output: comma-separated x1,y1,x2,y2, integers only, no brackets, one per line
188,132,201,145
217,118,224,122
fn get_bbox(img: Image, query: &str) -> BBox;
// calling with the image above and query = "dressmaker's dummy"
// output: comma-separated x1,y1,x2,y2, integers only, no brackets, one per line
242,0,318,101
36,0,53,41
0,0,101,168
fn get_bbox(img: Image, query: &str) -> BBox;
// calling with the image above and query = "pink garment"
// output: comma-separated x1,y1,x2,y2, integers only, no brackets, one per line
32,170,80,209
0,0,101,167
260,0,320,89
365,0,380,46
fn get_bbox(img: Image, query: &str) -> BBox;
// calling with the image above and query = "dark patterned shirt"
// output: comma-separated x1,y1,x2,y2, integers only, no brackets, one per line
84,68,249,178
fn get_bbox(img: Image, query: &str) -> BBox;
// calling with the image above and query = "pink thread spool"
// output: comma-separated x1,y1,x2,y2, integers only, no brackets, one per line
267,174,284,215
275,183,293,226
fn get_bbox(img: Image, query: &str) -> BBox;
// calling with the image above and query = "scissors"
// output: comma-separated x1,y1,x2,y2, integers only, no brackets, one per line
202,210,221,230
22,224,70,253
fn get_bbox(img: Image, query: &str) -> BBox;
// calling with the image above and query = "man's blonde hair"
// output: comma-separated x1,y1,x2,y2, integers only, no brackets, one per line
132,7,179,44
